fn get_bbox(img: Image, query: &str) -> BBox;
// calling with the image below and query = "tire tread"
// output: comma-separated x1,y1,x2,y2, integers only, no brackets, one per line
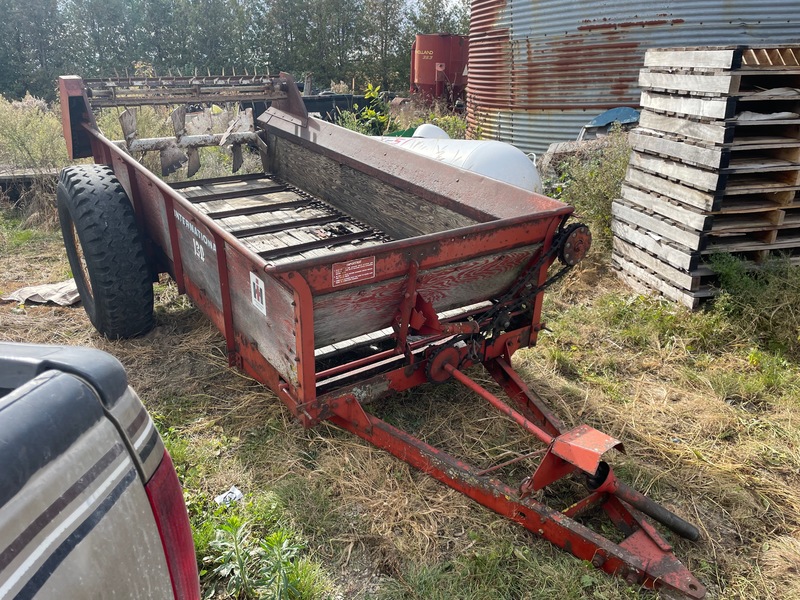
57,164,154,338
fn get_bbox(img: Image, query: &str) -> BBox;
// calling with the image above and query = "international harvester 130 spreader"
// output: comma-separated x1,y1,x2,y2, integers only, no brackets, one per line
57,73,705,598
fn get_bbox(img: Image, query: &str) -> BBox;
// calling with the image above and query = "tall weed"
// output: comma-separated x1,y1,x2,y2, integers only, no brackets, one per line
551,126,631,250
0,95,71,228
0,94,69,170
203,516,329,600
335,83,397,135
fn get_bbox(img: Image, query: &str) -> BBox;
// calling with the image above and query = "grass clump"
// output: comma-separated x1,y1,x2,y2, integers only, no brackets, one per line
378,543,639,600
710,253,800,359
549,125,631,250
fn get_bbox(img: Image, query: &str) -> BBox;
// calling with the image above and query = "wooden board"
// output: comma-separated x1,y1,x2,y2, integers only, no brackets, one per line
195,190,307,214
741,47,800,69
613,237,698,291
611,219,698,271
629,151,724,192
269,134,477,240
630,130,726,170
226,254,300,386
639,91,735,120
639,110,732,145
312,246,540,348
624,167,717,212
730,135,800,149
179,177,284,198
644,48,737,70
724,155,800,174
613,256,707,309
639,71,741,95
216,206,331,233
620,184,710,231
711,197,793,215
709,210,785,234
612,200,703,250
724,177,800,196
703,231,800,254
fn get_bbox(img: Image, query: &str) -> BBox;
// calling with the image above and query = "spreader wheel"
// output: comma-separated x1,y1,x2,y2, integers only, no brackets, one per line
57,165,154,338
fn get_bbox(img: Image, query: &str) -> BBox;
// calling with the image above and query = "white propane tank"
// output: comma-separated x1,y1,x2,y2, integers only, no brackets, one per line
412,123,450,139
378,129,543,194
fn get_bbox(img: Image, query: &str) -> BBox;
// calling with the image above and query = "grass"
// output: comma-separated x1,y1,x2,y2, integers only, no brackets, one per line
4,200,800,599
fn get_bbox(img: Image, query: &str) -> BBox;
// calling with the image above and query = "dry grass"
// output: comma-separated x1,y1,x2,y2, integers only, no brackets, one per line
3,198,800,599
519,262,800,599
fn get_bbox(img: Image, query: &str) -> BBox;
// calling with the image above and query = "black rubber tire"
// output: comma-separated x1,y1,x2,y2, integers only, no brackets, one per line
57,164,154,338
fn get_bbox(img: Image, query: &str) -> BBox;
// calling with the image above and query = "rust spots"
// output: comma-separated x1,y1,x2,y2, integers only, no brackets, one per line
577,18,685,31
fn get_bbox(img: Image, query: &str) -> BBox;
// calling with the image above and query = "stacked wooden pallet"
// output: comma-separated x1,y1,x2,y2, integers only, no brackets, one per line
612,46,800,308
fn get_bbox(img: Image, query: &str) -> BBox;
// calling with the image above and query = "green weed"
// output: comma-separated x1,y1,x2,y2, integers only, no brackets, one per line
203,516,330,600
710,253,800,359
336,83,398,136
550,126,630,251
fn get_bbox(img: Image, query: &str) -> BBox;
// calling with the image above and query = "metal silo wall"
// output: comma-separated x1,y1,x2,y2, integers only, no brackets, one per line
467,0,800,154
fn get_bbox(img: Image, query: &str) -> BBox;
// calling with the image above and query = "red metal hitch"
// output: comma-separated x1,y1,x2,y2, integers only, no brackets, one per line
329,356,706,599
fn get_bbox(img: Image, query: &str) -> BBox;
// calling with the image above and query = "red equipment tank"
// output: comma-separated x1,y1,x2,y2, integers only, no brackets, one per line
410,33,469,104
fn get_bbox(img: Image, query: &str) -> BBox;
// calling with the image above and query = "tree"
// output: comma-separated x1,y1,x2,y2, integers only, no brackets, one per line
61,0,145,77
411,0,457,35
0,0,439,98
362,0,412,90
0,0,64,99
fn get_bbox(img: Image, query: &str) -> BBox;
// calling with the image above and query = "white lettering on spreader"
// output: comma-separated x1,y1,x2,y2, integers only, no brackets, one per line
332,256,376,287
174,209,217,254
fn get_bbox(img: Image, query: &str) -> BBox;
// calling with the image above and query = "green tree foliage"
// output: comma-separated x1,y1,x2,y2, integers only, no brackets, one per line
0,0,462,99
0,0,64,98
362,0,414,90
412,0,469,35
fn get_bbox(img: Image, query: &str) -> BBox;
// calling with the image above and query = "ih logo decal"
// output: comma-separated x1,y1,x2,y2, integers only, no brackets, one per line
250,272,267,315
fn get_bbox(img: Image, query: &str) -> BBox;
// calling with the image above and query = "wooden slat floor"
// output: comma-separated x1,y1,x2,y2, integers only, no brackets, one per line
174,174,392,264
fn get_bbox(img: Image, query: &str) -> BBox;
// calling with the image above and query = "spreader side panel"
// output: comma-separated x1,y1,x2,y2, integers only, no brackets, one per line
226,251,300,388
313,245,541,348
267,133,478,240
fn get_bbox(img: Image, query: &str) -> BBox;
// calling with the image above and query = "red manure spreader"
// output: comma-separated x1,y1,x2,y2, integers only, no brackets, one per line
57,73,704,598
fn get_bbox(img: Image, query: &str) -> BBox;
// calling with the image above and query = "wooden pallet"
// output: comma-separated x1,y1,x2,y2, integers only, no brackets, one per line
611,253,713,310
611,46,800,308
644,46,800,72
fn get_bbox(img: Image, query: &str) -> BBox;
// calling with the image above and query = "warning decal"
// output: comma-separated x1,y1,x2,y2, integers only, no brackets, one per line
332,256,376,287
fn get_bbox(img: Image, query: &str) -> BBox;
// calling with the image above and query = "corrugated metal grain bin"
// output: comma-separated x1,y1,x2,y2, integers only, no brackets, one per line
467,0,800,154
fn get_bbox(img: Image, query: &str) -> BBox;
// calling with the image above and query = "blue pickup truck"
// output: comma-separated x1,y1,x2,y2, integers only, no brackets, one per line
0,343,200,599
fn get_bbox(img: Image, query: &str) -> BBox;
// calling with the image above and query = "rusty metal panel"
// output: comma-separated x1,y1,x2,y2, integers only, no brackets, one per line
468,0,800,153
